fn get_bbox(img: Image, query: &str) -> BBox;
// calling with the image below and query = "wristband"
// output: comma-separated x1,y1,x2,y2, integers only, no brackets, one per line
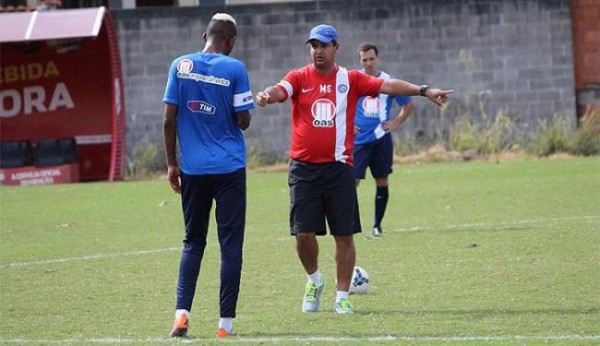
419,85,429,97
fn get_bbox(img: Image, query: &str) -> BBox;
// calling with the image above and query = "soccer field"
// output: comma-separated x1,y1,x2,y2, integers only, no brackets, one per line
1,158,599,345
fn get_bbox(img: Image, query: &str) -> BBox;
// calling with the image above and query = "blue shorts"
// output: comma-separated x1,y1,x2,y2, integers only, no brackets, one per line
180,168,246,242
288,160,361,236
353,133,393,180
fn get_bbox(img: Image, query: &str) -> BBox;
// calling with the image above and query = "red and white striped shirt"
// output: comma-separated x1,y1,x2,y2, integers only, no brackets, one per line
277,64,383,166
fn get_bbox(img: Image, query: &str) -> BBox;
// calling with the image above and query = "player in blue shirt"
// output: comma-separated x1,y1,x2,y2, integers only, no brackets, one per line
162,13,254,338
354,42,415,237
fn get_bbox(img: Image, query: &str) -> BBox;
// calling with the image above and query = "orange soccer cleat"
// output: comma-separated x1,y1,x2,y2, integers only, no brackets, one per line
216,328,234,338
170,314,189,337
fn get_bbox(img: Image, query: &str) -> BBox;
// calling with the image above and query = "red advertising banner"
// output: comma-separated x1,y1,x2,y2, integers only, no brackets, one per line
0,163,79,186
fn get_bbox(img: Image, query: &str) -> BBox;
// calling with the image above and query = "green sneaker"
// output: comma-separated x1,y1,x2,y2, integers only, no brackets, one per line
334,298,353,314
302,280,324,312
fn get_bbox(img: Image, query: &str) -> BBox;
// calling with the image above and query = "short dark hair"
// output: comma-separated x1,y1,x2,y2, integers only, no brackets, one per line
358,42,378,57
206,16,237,40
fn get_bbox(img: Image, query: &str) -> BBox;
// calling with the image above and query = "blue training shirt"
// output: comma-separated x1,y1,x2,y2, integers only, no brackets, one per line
163,52,255,175
354,70,411,146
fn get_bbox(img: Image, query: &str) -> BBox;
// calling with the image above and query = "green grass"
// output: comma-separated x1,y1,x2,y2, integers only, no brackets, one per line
1,158,599,345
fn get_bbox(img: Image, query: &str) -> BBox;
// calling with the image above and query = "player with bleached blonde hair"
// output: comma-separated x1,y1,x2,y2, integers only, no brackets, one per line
164,12,253,338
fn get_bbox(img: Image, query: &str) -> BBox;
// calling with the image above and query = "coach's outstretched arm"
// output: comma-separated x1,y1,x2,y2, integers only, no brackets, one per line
380,79,454,107
256,86,286,106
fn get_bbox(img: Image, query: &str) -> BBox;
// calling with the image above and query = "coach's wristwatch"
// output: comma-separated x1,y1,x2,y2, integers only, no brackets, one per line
419,85,429,97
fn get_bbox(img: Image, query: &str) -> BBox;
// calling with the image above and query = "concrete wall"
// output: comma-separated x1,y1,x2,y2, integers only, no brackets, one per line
112,0,576,163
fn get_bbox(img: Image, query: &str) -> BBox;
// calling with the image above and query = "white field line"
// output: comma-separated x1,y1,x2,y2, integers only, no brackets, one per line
1,334,600,344
391,215,599,233
3,215,597,268
2,247,180,268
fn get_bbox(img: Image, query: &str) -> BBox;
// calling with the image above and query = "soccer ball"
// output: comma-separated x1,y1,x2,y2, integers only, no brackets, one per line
349,266,369,294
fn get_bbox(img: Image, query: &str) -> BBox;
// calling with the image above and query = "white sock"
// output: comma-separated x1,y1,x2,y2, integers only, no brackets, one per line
308,269,322,285
219,318,233,332
336,291,349,302
175,309,189,320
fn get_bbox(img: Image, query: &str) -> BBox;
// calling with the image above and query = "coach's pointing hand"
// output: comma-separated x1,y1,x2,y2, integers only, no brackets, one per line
256,86,286,106
425,88,454,107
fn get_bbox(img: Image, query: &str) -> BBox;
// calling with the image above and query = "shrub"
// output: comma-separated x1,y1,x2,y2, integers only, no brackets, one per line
528,112,575,156
128,142,165,178
448,92,517,155
573,107,600,156
449,114,480,153
393,133,421,157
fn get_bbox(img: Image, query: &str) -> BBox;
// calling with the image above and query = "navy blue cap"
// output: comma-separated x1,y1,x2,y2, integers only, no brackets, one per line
306,24,338,44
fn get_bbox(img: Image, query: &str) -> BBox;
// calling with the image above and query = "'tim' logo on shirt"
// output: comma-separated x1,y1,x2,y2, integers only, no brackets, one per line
311,99,336,127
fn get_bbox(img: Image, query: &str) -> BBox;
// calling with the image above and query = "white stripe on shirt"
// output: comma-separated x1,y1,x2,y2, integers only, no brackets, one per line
233,90,254,108
278,80,294,98
374,124,386,139
335,67,349,163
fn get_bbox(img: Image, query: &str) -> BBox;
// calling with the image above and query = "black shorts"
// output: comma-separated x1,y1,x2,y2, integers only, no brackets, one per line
288,160,361,236
353,133,394,180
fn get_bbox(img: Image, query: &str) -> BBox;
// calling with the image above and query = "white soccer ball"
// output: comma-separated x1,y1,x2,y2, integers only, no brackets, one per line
349,266,369,294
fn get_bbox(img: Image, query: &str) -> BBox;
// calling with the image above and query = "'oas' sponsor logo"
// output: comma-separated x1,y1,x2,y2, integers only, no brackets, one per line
362,96,381,117
177,59,193,74
311,99,336,127
187,100,215,115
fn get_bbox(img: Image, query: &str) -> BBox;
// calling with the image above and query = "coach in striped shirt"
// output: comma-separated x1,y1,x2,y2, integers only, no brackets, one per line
256,23,453,315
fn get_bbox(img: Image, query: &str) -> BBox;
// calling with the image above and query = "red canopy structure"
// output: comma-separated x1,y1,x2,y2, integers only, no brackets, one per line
0,7,125,185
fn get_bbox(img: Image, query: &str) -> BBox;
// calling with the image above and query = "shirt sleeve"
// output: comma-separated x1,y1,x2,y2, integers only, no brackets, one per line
395,95,412,107
232,60,255,113
387,73,412,106
277,69,300,102
163,59,179,105
351,70,384,98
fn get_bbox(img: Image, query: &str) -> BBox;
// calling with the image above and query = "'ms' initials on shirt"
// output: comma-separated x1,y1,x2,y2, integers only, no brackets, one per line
320,84,332,93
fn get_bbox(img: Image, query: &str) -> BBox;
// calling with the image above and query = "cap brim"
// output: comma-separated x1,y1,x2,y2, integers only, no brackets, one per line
305,34,334,44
